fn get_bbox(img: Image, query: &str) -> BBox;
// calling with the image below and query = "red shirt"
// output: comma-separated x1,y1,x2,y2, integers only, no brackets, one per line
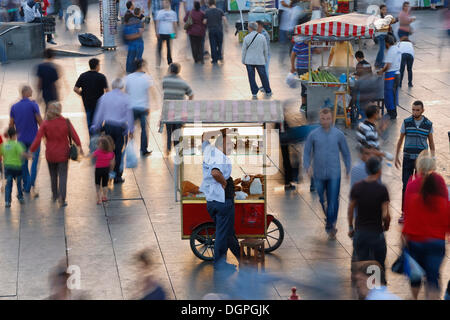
402,173,450,242
30,116,81,163
93,149,114,168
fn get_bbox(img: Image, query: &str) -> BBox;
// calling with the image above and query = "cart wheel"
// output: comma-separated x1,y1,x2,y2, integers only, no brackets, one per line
190,223,216,261
264,217,284,253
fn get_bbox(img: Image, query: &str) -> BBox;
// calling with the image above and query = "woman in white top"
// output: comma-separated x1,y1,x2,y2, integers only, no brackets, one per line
397,36,414,88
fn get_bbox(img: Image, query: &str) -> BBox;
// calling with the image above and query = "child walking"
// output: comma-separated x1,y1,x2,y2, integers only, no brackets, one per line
92,136,115,204
0,128,26,208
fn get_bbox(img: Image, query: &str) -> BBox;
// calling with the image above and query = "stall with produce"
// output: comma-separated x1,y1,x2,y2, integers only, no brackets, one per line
294,12,380,123
159,100,285,261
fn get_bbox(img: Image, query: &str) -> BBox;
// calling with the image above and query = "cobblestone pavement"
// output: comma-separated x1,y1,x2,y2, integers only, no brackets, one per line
0,6,449,299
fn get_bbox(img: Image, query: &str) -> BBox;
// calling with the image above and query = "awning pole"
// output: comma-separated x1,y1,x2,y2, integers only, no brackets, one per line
308,41,312,81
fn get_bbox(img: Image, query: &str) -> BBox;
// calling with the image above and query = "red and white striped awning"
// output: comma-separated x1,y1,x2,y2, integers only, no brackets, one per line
295,13,378,39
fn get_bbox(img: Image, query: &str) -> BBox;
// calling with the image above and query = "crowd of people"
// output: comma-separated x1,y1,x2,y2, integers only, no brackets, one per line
0,0,449,300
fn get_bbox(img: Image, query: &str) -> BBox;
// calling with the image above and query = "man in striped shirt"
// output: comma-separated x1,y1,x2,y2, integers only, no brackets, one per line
162,63,194,153
290,40,309,112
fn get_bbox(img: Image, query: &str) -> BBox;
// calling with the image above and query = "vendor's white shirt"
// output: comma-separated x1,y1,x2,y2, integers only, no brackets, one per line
199,141,232,203
397,41,414,58
384,45,401,73
125,72,154,111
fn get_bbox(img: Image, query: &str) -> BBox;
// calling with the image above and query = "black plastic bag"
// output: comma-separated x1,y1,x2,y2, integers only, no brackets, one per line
78,33,102,47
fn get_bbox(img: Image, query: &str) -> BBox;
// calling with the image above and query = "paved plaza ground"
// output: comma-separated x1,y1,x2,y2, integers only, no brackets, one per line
0,6,449,299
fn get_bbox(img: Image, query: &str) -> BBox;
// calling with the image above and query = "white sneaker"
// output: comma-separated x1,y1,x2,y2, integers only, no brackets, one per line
264,92,273,98
384,152,394,161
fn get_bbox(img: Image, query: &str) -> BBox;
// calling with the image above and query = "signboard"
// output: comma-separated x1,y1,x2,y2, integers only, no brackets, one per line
228,0,250,11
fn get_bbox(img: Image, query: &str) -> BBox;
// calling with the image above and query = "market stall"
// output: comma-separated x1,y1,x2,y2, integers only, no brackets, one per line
294,12,380,124
159,100,285,261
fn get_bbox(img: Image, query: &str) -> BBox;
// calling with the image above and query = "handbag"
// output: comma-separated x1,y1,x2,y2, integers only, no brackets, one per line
66,119,79,161
184,11,193,30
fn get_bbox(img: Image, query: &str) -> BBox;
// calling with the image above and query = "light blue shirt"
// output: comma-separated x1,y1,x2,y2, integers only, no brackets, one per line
366,287,401,300
91,89,135,134
199,141,232,203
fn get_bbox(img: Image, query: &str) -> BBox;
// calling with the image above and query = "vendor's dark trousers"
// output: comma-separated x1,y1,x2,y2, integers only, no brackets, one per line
245,64,271,95
157,34,172,66
103,123,126,178
206,199,240,266
400,53,414,86
401,156,416,213
353,231,387,272
189,35,204,62
209,29,223,63
133,109,149,154
47,161,68,202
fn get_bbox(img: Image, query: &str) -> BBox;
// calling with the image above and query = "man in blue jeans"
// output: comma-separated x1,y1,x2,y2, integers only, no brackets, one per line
204,0,227,64
9,85,43,197
124,12,144,73
303,108,351,239
200,128,240,271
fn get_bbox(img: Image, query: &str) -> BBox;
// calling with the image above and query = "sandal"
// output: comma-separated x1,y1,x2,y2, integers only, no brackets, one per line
102,197,108,202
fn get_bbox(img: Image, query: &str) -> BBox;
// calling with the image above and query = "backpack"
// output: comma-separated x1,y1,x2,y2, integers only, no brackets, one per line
78,33,102,47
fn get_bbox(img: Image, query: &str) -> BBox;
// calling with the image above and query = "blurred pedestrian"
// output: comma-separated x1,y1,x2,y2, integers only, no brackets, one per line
92,135,115,204
171,0,181,23
9,85,43,197
257,20,271,91
397,36,414,88
377,35,401,120
402,151,449,300
36,49,59,112
79,0,88,23
394,101,434,223
135,249,167,299
23,0,56,44
347,157,391,271
350,145,375,188
184,1,206,63
203,0,227,64
310,0,323,20
303,108,351,239
91,78,134,184
0,127,26,208
162,63,194,153
73,58,109,135
241,22,272,99
374,4,393,68
278,0,291,54
398,1,415,39
290,38,310,112
125,59,154,156
30,102,83,207
124,6,145,73
155,0,177,66
199,128,240,271
354,51,372,78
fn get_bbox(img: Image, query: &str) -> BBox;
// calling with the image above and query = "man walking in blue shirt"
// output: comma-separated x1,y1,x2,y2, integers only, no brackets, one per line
303,108,351,239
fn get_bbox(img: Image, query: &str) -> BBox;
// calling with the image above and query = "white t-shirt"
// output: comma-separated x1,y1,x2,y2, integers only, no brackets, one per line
397,41,414,58
125,72,154,110
155,9,177,35
384,45,401,73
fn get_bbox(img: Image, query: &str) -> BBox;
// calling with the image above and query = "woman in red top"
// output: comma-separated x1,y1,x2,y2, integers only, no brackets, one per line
183,1,206,64
402,150,450,300
30,102,83,207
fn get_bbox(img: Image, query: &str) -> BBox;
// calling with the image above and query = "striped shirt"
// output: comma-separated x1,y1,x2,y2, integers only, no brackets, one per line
162,75,193,100
356,120,379,149
292,42,309,70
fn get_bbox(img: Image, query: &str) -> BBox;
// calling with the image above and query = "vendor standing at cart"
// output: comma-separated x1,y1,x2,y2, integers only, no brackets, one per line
199,128,240,271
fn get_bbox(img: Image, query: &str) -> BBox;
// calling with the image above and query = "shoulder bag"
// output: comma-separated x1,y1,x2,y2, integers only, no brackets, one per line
184,11,194,30
66,118,79,161
243,32,259,62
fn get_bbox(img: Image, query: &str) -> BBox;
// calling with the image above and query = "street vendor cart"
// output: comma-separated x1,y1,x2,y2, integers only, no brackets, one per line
159,100,285,261
294,13,380,125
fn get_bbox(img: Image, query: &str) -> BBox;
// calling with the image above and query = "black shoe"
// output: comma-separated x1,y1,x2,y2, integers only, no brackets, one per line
141,150,153,157
114,177,125,184
310,185,316,192
408,83,413,87
47,40,57,45
284,183,296,191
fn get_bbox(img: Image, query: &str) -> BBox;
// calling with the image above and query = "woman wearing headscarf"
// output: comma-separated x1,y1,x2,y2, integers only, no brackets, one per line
30,101,83,207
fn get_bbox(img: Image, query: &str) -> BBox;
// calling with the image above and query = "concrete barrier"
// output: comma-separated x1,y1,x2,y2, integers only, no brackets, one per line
0,22,45,60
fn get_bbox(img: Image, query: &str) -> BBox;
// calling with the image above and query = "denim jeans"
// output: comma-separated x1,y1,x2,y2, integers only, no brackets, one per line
171,1,180,21
314,177,341,231
5,167,23,203
375,34,386,68
353,231,387,271
133,109,149,154
401,155,416,212
157,34,173,66
209,29,223,63
245,64,272,95
407,239,446,289
206,199,240,265
85,108,95,135
126,41,144,73
400,53,414,86
22,144,40,193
